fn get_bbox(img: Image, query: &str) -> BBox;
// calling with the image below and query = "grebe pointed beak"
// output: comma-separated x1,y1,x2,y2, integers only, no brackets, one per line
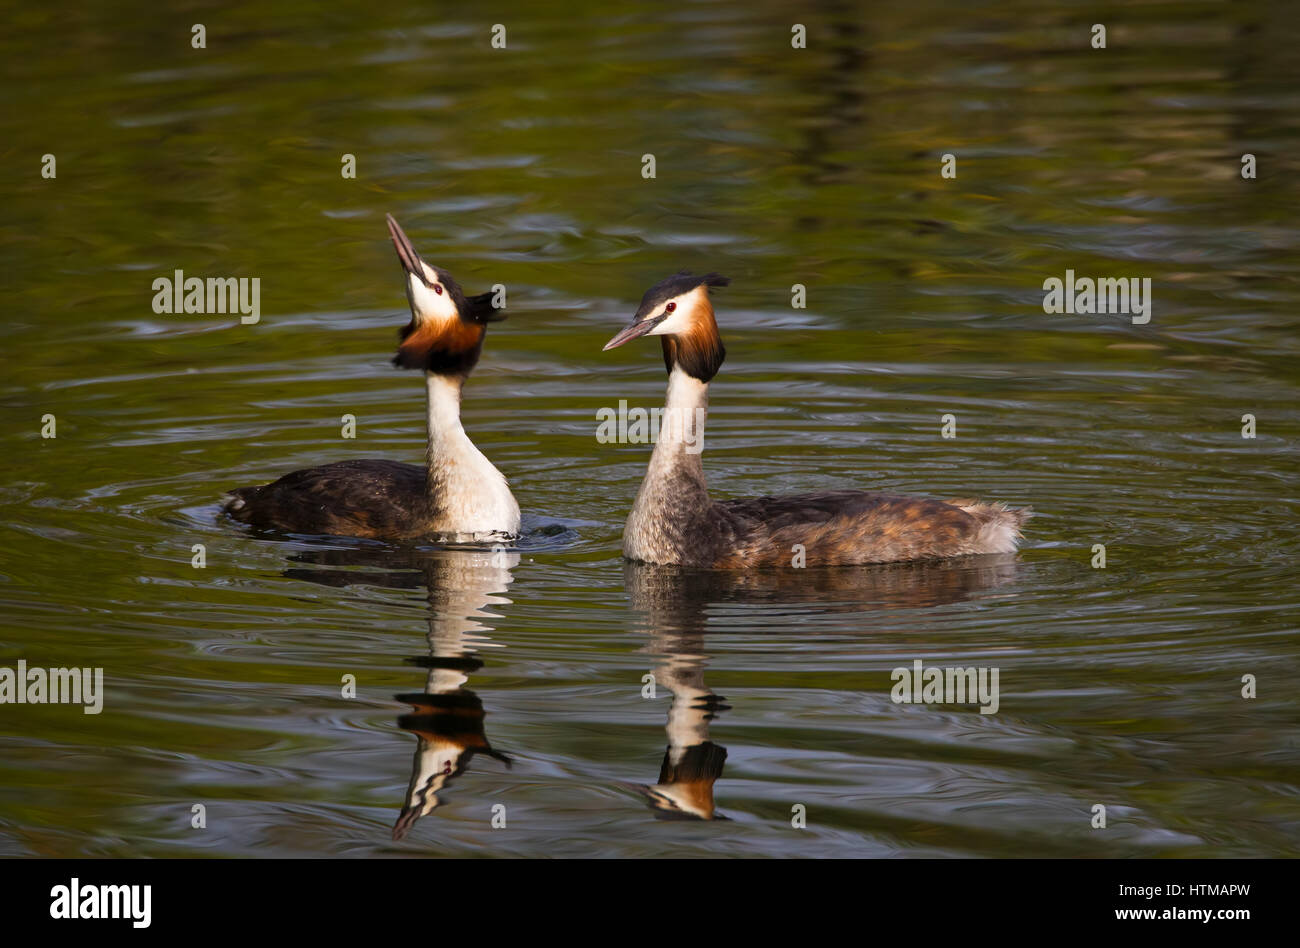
603,314,666,350
386,213,424,278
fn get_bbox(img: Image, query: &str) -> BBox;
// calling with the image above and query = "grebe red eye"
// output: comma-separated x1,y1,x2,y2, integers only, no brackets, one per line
433,284,443,295
665,301,676,313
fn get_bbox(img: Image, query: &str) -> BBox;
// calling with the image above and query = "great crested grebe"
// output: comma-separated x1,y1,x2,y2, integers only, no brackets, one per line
224,215,520,541
602,272,1031,568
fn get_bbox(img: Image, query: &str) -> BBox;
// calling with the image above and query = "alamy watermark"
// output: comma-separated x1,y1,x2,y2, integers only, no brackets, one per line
890,659,999,714
1042,269,1150,325
0,660,104,714
595,400,705,453
50,878,150,928
152,270,260,324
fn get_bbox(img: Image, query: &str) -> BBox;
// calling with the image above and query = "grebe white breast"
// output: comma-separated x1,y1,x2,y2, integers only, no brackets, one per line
224,215,519,542
602,272,1030,568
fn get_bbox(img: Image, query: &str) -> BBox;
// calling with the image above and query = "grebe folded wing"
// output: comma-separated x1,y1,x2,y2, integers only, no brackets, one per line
709,491,1030,567
226,459,427,538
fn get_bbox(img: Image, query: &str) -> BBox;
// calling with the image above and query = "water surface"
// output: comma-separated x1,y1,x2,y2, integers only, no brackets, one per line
1,0,1298,857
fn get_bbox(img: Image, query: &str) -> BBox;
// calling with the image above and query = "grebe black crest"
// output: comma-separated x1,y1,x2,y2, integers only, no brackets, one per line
602,272,1031,568
223,215,520,542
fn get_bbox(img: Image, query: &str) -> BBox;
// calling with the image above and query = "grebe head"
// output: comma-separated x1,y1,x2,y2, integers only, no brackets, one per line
386,213,503,376
602,271,730,382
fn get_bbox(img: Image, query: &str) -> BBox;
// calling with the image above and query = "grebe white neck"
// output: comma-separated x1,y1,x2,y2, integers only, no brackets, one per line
423,373,520,540
623,367,713,563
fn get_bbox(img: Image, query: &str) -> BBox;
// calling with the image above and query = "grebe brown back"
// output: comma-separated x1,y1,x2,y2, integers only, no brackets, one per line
602,272,1030,568
223,215,520,541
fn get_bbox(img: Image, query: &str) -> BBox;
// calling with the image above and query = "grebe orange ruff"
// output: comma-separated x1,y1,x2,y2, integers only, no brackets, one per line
602,272,1030,568
224,215,520,542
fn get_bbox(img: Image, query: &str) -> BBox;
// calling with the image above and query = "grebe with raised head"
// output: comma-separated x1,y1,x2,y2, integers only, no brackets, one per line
224,215,520,541
602,272,1030,568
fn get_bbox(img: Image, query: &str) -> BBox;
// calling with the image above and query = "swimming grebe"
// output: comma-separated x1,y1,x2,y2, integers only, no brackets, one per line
602,272,1030,568
224,215,520,541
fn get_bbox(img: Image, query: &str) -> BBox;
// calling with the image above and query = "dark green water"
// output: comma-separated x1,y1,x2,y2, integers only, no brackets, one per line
1,1,1298,857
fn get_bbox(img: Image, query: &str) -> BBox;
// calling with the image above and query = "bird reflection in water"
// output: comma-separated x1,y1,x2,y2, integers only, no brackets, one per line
622,555,1023,821
284,545,516,840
